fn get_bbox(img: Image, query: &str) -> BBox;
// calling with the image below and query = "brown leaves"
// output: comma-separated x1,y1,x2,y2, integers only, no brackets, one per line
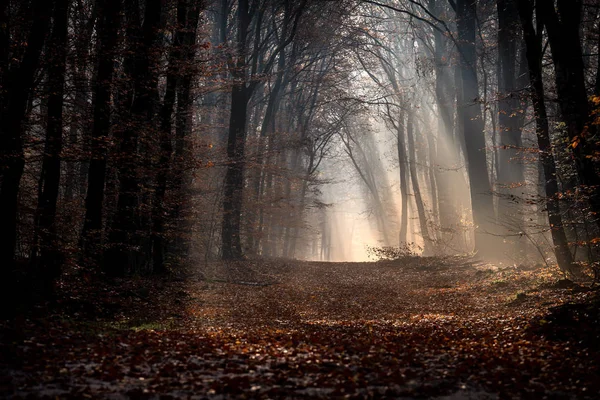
2,260,599,398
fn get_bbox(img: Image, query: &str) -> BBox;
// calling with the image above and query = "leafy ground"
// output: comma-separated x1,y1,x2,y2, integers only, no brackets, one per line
1,257,599,399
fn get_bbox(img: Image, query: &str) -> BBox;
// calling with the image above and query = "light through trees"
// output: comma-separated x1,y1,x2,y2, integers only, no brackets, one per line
0,0,599,298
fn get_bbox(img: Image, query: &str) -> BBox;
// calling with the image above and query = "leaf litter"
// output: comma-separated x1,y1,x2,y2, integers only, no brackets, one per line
1,257,599,399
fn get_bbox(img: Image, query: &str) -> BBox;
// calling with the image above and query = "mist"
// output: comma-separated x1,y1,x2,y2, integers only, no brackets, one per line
3,0,600,397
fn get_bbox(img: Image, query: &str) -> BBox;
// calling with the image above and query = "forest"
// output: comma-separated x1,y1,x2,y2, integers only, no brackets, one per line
1,0,600,398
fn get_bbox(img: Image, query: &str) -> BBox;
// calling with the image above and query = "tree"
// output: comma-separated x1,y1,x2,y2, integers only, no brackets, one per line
32,0,70,291
0,0,55,289
454,0,495,256
539,0,600,228
105,0,163,275
221,0,307,260
81,0,122,263
152,0,202,273
517,0,575,274
496,0,528,254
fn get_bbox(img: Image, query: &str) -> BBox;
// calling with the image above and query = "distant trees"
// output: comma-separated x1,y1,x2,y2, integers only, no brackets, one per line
1,0,599,303
356,0,600,274
0,0,366,300
0,0,210,299
220,0,309,259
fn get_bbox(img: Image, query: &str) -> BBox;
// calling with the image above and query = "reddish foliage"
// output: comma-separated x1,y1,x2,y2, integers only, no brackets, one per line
1,259,599,398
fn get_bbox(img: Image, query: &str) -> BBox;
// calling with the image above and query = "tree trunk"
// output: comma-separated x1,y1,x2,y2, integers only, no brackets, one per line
0,0,54,270
32,0,69,291
247,55,287,254
170,2,200,258
81,0,122,263
406,109,433,254
221,0,251,260
517,0,576,275
428,7,459,249
539,0,600,228
152,0,200,273
152,35,179,273
496,0,527,255
425,116,440,246
222,84,249,260
0,3,8,113
65,1,96,202
596,26,600,97
107,0,163,275
455,0,495,256
397,112,410,245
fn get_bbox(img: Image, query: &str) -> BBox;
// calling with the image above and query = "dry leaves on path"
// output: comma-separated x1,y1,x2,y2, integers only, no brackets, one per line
1,258,599,399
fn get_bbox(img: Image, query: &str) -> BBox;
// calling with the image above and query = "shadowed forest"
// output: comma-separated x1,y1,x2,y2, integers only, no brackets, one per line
1,0,600,398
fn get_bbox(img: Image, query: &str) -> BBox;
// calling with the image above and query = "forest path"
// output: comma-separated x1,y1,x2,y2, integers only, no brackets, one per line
3,258,599,398
188,258,493,330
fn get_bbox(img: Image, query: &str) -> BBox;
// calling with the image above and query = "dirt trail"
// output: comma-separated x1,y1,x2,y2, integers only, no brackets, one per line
188,260,484,328
2,259,599,399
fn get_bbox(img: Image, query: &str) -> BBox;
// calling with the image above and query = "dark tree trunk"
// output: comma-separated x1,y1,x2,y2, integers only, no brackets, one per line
32,0,69,290
397,112,409,245
65,86,88,202
455,0,495,256
496,0,527,242
152,0,200,273
517,0,576,275
0,2,9,124
0,0,54,270
65,1,96,202
221,0,251,260
171,76,194,255
425,117,440,245
152,41,179,273
247,54,287,254
539,0,600,228
81,0,122,263
220,0,305,259
406,109,432,254
596,26,600,97
107,0,163,275
170,1,198,256
222,85,250,260
378,55,410,247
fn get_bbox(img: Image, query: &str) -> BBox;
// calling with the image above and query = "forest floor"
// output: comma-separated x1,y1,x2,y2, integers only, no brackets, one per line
1,257,600,399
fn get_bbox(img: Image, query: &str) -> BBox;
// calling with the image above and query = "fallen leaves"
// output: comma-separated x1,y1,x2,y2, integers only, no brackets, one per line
1,259,599,398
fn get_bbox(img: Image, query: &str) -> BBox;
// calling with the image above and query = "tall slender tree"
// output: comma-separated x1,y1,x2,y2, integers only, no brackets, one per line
106,0,163,275
517,0,576,274
32,0,70,290
454,0,495,256
81,0,122,262
496,0,528,251
221,0,306,259
539,0,600,227
0,0,54,270
152,0,202,273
